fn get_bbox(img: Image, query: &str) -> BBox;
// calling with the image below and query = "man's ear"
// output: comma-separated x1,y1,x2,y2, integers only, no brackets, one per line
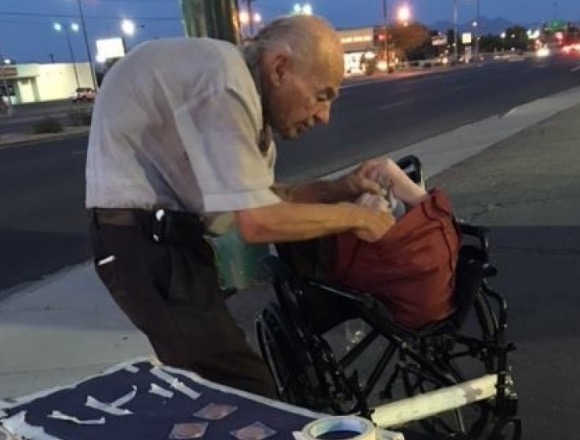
270,53,290,87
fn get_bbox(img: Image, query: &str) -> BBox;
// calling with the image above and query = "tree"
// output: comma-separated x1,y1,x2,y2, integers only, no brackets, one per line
503,25,529,51
479,33,505,52
389,22,431,60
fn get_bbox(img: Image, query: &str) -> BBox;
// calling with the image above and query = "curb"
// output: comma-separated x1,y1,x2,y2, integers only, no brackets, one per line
0,127,90,149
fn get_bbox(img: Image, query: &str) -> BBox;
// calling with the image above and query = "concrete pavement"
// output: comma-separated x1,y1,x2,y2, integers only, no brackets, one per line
1,85,580,436
0,127,89,149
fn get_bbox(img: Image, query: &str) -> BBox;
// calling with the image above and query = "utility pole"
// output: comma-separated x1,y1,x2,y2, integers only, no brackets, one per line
181,0,241,45
76,0,98,90
474,0,480,59
247,0,255,37
453,0,459,62
63,27,81,89
382,0,390,72
0,46,12,113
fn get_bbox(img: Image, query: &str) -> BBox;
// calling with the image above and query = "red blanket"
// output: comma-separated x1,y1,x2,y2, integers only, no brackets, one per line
330,188,461,330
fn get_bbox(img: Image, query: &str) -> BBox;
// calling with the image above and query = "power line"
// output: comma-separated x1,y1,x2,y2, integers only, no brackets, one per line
0,17,50,25
26,0,175,3
88,0,176,2
0,10,180,22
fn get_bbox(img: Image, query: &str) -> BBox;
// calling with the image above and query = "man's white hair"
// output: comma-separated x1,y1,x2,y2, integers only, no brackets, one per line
243,15,335,72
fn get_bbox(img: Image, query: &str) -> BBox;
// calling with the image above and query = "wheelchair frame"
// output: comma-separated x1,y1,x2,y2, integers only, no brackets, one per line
254,156,521,440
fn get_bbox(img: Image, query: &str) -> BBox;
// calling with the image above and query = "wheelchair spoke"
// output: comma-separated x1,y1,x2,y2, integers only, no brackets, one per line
398,355,491,438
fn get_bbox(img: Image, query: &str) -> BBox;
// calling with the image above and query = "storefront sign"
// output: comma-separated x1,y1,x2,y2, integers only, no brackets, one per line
0,67,17,78
96,37,126,60
340,35,373,44
432,34,448,46
338,27,375,52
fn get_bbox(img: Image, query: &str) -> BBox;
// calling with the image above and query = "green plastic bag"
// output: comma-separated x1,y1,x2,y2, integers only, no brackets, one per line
209,228,272,292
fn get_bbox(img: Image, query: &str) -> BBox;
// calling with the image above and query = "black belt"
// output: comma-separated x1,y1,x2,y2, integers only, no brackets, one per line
91,208,206,245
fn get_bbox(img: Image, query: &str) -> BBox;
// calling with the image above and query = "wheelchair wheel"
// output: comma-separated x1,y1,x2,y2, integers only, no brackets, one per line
400,348,491,439
472,290,500,373
255,304,326,410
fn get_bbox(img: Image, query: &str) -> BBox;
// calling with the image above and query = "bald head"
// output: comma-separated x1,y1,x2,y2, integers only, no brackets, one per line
244,15,344,77
243,15,344,140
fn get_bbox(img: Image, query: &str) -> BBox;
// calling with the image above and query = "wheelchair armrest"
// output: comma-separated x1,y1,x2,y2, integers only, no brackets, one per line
396,154,423,185
457,221,490,238
457,221,493,258
307,278,378,309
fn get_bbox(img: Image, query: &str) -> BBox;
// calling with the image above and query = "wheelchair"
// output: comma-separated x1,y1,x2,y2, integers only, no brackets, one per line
255,156,521,440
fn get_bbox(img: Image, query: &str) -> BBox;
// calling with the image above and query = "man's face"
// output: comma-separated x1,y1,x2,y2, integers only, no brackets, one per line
266,57,344,140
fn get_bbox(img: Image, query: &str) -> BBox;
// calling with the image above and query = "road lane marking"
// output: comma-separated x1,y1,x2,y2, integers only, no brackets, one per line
571,65,580,72
378,99,414,110
341,80,376,90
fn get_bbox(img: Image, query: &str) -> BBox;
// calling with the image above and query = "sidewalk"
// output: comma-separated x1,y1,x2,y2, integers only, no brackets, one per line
0,126,89,149
1,86,580,436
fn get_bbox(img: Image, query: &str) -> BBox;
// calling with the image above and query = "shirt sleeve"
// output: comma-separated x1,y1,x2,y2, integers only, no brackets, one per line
173,82,281,213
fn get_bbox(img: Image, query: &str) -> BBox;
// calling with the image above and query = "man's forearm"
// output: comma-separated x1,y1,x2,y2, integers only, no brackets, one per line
271,180,351,204
235,201,369,244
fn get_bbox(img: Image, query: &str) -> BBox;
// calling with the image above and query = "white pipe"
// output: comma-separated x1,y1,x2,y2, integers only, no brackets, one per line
371,374,497,428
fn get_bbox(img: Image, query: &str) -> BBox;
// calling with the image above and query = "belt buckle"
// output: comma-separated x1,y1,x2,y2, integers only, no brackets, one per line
152,209,166,242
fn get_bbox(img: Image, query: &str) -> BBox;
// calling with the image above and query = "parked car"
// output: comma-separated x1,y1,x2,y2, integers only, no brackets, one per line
71,87,96,103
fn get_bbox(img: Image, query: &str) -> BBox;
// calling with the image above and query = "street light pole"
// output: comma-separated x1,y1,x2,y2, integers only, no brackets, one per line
453,0,459,62
0,47,12,112
55,23,81,89
66,29,81,89
64,27,81,89
246,0,255,37
76,0,98,90
382,0,389,72
474,0,480,59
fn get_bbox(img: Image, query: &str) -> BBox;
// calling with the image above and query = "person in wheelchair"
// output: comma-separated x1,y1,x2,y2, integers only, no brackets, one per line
283,157,461,331
330,158,460,330
260,157,520,439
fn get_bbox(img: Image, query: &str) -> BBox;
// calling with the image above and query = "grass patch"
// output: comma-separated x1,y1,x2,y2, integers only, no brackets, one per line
32,117,64,134
68,106,92,126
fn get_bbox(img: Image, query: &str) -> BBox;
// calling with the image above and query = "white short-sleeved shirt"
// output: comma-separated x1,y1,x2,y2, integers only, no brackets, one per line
85,38,281,231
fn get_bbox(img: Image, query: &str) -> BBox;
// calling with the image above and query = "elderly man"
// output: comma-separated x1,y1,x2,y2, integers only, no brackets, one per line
86,15,393,398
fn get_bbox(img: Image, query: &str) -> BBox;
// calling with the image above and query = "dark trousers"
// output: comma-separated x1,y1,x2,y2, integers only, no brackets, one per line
89,212,276,398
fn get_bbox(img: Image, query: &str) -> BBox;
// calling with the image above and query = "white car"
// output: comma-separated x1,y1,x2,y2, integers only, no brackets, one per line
71,87,96,103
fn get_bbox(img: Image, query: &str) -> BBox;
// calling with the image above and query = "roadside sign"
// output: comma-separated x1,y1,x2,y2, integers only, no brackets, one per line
462,32,472,44
432,35,448,46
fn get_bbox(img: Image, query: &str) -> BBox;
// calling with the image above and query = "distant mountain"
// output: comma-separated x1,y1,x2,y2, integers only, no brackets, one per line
430,17,515,35
430,16,580,35
432,16,580,35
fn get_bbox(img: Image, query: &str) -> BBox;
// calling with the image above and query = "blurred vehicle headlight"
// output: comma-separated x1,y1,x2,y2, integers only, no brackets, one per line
363,51,376,60
536,47,550,57
377,60,388,71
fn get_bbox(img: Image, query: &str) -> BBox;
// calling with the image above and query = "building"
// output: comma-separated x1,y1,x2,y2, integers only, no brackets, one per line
0,62,94,104
338,27,376,75
337,26,395,76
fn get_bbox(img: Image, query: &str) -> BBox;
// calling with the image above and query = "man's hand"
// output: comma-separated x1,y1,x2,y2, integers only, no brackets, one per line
351,207,396,242
335,161,384,201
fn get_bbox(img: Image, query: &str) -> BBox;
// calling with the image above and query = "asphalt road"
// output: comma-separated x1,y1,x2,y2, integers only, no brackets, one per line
276,54,580,180
0,54,579,294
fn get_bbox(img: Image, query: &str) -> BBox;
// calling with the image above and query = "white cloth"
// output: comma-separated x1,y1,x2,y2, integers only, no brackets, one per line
85,38,281,233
